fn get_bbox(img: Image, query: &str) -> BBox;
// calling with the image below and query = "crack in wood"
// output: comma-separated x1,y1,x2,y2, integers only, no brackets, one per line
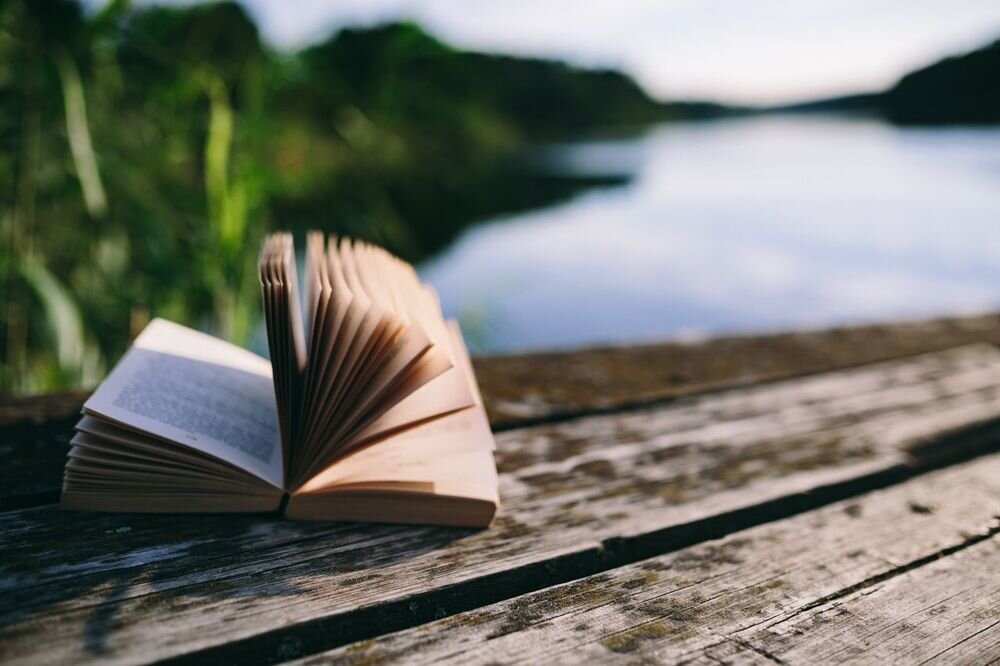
158,451,997,665
915,617,1000,665
729,636,789,665
768,519,1000,630
300,455,1000,665
8,345,1000,664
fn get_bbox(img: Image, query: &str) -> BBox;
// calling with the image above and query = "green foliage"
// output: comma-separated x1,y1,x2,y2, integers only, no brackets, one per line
0,0,667,393
770,37,1000,123
885,39,1000,125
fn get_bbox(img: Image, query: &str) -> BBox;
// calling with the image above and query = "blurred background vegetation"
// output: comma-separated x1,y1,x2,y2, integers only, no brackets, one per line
1,0,681,393
2,0,998,394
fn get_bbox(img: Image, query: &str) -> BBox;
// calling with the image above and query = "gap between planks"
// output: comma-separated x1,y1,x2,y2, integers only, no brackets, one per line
306,452,1000,665
163,443,1000,666
5,346,1000,665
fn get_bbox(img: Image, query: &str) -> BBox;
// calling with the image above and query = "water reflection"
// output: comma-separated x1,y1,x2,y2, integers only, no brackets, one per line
420,116,1000,354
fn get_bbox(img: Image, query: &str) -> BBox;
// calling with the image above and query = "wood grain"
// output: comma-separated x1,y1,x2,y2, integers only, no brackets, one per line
474,312,1000,425
719,536,1000,665
3,346,1000,664
7,314,999,429
309,453,1000,665
4,313,1000,509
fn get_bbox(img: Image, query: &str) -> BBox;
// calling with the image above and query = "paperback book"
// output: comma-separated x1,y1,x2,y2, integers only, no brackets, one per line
60,233,499,527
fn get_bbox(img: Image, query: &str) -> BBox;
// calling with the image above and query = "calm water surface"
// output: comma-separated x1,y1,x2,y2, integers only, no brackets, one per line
419,115,1000,354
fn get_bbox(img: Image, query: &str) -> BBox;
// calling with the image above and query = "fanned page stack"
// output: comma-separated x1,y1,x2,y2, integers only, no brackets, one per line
61,232,499,527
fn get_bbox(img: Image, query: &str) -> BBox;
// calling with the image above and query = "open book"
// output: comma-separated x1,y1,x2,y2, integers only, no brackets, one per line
60,233,499,527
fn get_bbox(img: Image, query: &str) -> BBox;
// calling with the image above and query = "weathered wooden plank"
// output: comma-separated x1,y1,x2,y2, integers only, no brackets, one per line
7,314,999,431
0,390,86,510
475,312,1000,424
0,390,90,427
4,314,999,508
3,345,1000,665
310,453,1000,665
717,537,1000,665
0,412,77,510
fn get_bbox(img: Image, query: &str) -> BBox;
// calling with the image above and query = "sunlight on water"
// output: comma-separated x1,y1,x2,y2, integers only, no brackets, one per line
420,116,1000,354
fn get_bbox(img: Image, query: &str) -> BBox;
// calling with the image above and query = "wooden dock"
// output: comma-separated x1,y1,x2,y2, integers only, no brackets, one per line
3,313,1000,664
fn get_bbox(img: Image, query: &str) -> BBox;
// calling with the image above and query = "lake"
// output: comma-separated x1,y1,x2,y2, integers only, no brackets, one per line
419,115,1000,355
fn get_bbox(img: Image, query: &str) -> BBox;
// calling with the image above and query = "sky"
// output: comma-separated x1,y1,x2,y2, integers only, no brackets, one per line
134,0,1000,105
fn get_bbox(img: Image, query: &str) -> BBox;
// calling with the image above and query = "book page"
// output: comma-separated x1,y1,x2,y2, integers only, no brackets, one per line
298,319,495,496
298,405,497,494
338,318,476,450
82,319,284,488
259,233,307,468
290,237,455,484
339,356,474,451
